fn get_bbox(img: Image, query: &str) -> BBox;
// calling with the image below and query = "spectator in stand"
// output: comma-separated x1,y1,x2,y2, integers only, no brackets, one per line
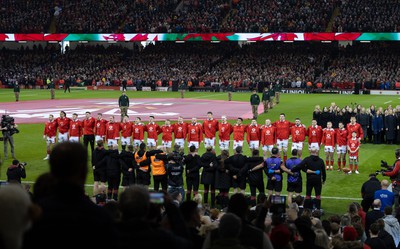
374,180,394,212
23,142,118,249
361,174,382,212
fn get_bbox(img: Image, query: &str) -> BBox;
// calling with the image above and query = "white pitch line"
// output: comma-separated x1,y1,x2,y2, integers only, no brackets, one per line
384,100,393,104
16,180,361,200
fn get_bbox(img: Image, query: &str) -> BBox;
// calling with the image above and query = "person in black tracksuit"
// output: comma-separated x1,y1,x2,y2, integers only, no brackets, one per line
291,147,326,210
92,140,107,195
6,159,26,183
200,146,217,208
215,150,232,209
120,145,136,189
225,146,248,194
240,150,265,207
166,153,185,202
135,143,163,187
105,145,122,201
184,145,201,201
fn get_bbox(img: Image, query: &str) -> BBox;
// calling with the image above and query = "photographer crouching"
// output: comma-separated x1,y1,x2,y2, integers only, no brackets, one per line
380,149,400,210
7,159,26,184
1,115,19,160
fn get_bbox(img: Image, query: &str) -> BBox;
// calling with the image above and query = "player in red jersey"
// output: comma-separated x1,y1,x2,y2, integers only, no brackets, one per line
56,111,71,143
203,111,219,150
260,119,276,158
273,113,294,162
132,117,145,150
120,115,133,151
106,116,120,149
246,119,261,152
146,115,161,150
43,114,58,160
94,113,107,143
307,119,323,152
173,116,187,149
347,131,360,174
290,118,307,159
347,116,364,141
218,115,232,151
69,113,82,142
321,121,336,170
335,122,348,171
160,119,173,153
187,117,203,151
232,117,247,150
83,111,96,153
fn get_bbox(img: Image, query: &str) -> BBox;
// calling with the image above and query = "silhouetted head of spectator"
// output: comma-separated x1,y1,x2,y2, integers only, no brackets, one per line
294,216,315,243
252,149,259,157
119,185,150,221
294,195,304,207
257,193,266,205
218,213,242,238
384,206,393,216
189,145,196,153
49,142,88,186
139,142,146,151
235,146,242,154
270,224,291,249
227,193,248,220
343,226,357,241
180,200,201,227
33,172,58,202
271,147,279,156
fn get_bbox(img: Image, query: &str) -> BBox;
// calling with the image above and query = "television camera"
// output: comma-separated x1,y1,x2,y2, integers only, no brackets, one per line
1,115,19,136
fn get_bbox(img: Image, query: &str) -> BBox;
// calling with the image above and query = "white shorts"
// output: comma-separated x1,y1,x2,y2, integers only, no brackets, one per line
291,142,303,151
95,135,105,142
188,141,199,149
219,140,230,150
262,145,274,152
69,136,80,142
174,138,185,148
233,140,244,150
147,138,156,147
309,142,320,151
336,145,347,154
204,138,215,148
324,145,334,153
162,140,172,148
58,132,69,143
276,139,289,150
46,136,56,144
133,139,143,147
349,155,358,160
249,140,259,150
121,137,131,146
107,139,117,147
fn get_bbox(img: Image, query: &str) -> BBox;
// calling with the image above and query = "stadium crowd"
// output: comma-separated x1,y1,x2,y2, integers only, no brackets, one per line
1,42,400,90
1,0,400,33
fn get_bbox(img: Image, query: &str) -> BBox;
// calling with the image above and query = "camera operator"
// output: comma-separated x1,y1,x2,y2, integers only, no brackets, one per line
6,159,26,184
1,115,19,160
381,149,400,209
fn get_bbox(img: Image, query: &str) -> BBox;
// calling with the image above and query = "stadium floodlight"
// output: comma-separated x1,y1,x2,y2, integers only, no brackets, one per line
175,41,185,43
360,41,371,43
322,41,331,43
283,41,294,43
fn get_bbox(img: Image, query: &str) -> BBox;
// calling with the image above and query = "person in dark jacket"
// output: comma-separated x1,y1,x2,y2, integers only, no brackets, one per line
200,146,217,208
92,140,107,195
365,223,387,249
166,152,185,203
120,145,136,190
185,145,201,201
6,159,26,183
385,109,397,144
377,219,396,249
365,200,385,239
361,174,382,212
241,149,264,207
225,146,247,194
372,110,384,144
250,89,260,120
215,150,232,209
106,144,122,201
291,146,326,210
356,108,370,143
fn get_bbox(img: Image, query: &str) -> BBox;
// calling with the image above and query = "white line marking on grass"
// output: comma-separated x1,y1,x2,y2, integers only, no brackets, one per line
384,100,393,104
191,93,226,99
18,181,361,200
